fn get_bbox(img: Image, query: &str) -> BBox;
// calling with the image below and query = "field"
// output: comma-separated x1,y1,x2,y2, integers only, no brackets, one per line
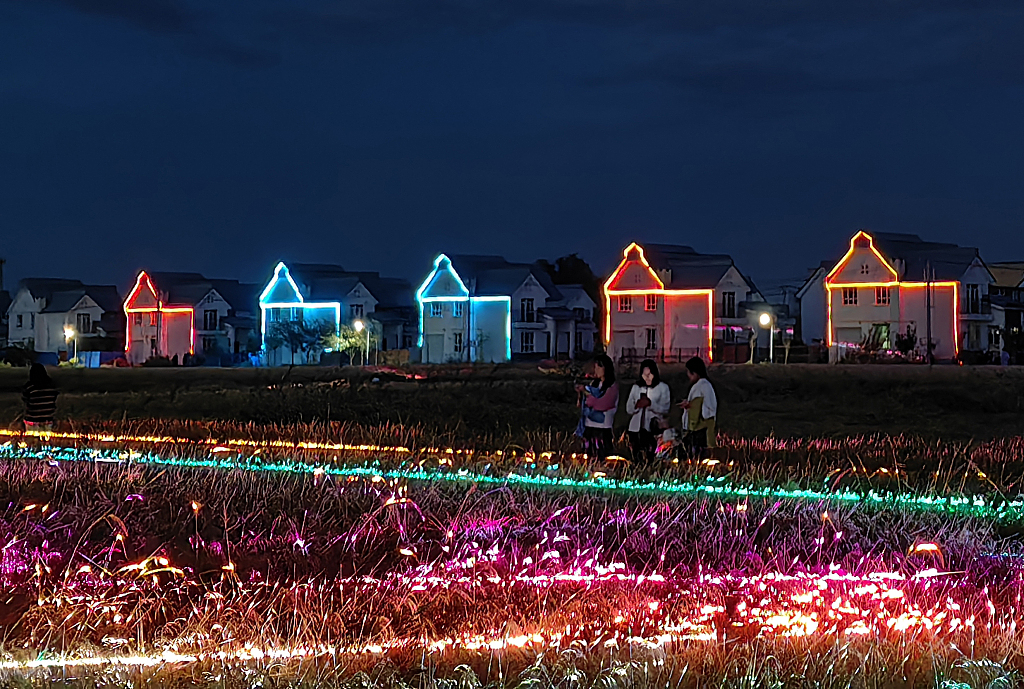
2,364,1024,688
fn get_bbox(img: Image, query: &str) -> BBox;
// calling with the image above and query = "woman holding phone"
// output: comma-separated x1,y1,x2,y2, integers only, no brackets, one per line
625,359,671,464
574,354,620,459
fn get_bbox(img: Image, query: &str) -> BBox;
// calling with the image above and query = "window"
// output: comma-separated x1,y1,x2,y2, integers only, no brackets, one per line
403,333,414,349
966,284,981,314
148,313,157,326
875,287,890,306
30,314,35,328
618,296,632,313
990,327,1001,350
430,303,443,318
860,263,870,275
520,298,535,323
453,332,463,354
133,313,143,326
521,331,535,353
574,330,583,354
573,307,586,320
291,307,304,322
842,288,858,306
453,302,464,318
203,309,218,330
76,312,92,334
350,303,364,319
723,292,736,319
202,336,218,352
645,328,657,351
16,314,23,328
645,294,658,312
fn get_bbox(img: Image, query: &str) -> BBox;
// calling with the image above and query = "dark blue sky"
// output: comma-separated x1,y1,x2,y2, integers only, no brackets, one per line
3,0,1024,293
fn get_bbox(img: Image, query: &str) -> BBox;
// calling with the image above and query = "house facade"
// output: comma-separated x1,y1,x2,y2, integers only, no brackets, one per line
603,243,762,363
124,271,258,365
800,231,995,359
416,254,596,364
259,262,414,366
7,278,122,358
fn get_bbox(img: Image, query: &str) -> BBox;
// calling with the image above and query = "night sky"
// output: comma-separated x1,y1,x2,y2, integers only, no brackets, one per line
3,0,1024,293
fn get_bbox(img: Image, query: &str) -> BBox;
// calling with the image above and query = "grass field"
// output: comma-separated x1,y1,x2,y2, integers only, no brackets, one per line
2,363,1023,442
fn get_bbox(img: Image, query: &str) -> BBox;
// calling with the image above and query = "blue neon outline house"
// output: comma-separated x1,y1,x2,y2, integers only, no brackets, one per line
416,254,512,363
259,262,341,363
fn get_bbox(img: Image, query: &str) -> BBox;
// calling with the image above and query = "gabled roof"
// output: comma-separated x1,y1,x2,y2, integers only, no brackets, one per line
870,232,988,282
18,278,86,303
147,272,259,311
447,255,562,300
264,262,413,308
989,262,1024,288
43,285,121,314
639,243,738,290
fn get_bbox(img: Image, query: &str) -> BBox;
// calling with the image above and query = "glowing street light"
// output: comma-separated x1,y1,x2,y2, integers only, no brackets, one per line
758,312,774,363
63,326,77,363
353,319,369,365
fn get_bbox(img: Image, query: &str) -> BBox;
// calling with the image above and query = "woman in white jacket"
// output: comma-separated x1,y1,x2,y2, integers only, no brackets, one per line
679,356,717,457
625,359,671,464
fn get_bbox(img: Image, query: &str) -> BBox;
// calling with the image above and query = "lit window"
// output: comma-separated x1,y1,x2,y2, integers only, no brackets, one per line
645,294,657,312
453,331,463,353
842,288,858,306
521,331,535,353
618,296,632,313
430,303,443,318
645,328,657,351
453,302,464,318
875,287,890,306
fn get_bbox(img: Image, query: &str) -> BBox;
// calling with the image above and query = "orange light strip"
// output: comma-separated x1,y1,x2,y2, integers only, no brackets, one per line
602,243,718,360
124,271,197,360
824,231,898,283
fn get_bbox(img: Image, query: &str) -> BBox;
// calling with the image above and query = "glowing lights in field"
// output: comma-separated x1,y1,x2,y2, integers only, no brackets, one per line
415,254,512,362
824,232,960,355
603,243,715,361
4,434,1024,523
258,262,341,353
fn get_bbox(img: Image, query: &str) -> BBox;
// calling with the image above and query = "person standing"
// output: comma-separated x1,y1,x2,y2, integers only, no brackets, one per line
22,363,59,431
625,359,671,464
678,356,717,456
575,354,619,459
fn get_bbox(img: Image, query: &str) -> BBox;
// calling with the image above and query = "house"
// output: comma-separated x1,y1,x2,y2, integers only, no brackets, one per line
124,271,259,365
258,262,415,366
0,290,10,347
799,231,995,360
602,243,762,364
6,278,123,359
987,262,1024,358
415,254,597,364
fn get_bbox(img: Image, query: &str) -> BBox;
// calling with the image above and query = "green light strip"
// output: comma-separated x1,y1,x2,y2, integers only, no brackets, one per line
3,442,1022,522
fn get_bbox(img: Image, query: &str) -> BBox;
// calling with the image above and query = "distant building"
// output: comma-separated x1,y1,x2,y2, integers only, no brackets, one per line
987,262,1024,358
258,262,415,366
799,231,995,359
416,254,596,364
124,271,258,365
6,278,123,358
602,243,762,364
0,290,10,348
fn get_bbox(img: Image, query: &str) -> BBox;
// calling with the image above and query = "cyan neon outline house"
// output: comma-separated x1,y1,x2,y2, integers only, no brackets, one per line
259,262,340,365
416,254,511,363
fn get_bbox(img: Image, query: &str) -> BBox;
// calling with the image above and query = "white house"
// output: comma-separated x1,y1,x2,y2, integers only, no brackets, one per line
416,254,597,364
259,262,414,366
603,243,762,363
7,278,122,358
124,271,259,365
799,231,996,359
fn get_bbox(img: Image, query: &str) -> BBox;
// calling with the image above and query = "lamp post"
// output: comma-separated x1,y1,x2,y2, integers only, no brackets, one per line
758,311,774,363
353,319,369,366
63,326,76,363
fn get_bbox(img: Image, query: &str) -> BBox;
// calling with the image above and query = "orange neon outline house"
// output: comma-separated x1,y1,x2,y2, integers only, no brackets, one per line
123,271,196,363
824,231,959,355
603,242,715,361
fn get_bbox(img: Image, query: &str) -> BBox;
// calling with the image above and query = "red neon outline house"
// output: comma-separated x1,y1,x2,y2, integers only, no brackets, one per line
123,271,195,364
603,243,715,362
824,231,959,356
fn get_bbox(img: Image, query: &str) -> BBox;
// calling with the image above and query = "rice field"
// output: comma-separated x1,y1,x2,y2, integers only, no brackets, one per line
2,421,1024,687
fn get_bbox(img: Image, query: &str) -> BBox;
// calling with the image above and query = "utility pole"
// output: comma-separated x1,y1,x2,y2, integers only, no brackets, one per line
925,261,933,367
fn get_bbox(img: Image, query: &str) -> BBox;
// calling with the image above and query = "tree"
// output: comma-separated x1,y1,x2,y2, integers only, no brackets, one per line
895,325,917,356
323,323,379,365
269,318,334,365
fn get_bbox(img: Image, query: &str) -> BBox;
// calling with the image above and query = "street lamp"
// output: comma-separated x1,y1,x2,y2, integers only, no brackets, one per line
63,326,77,363
758,312,774,363
353,319,369,366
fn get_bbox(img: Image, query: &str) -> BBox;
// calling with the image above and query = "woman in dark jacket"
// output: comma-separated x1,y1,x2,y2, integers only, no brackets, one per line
23,363,59,430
